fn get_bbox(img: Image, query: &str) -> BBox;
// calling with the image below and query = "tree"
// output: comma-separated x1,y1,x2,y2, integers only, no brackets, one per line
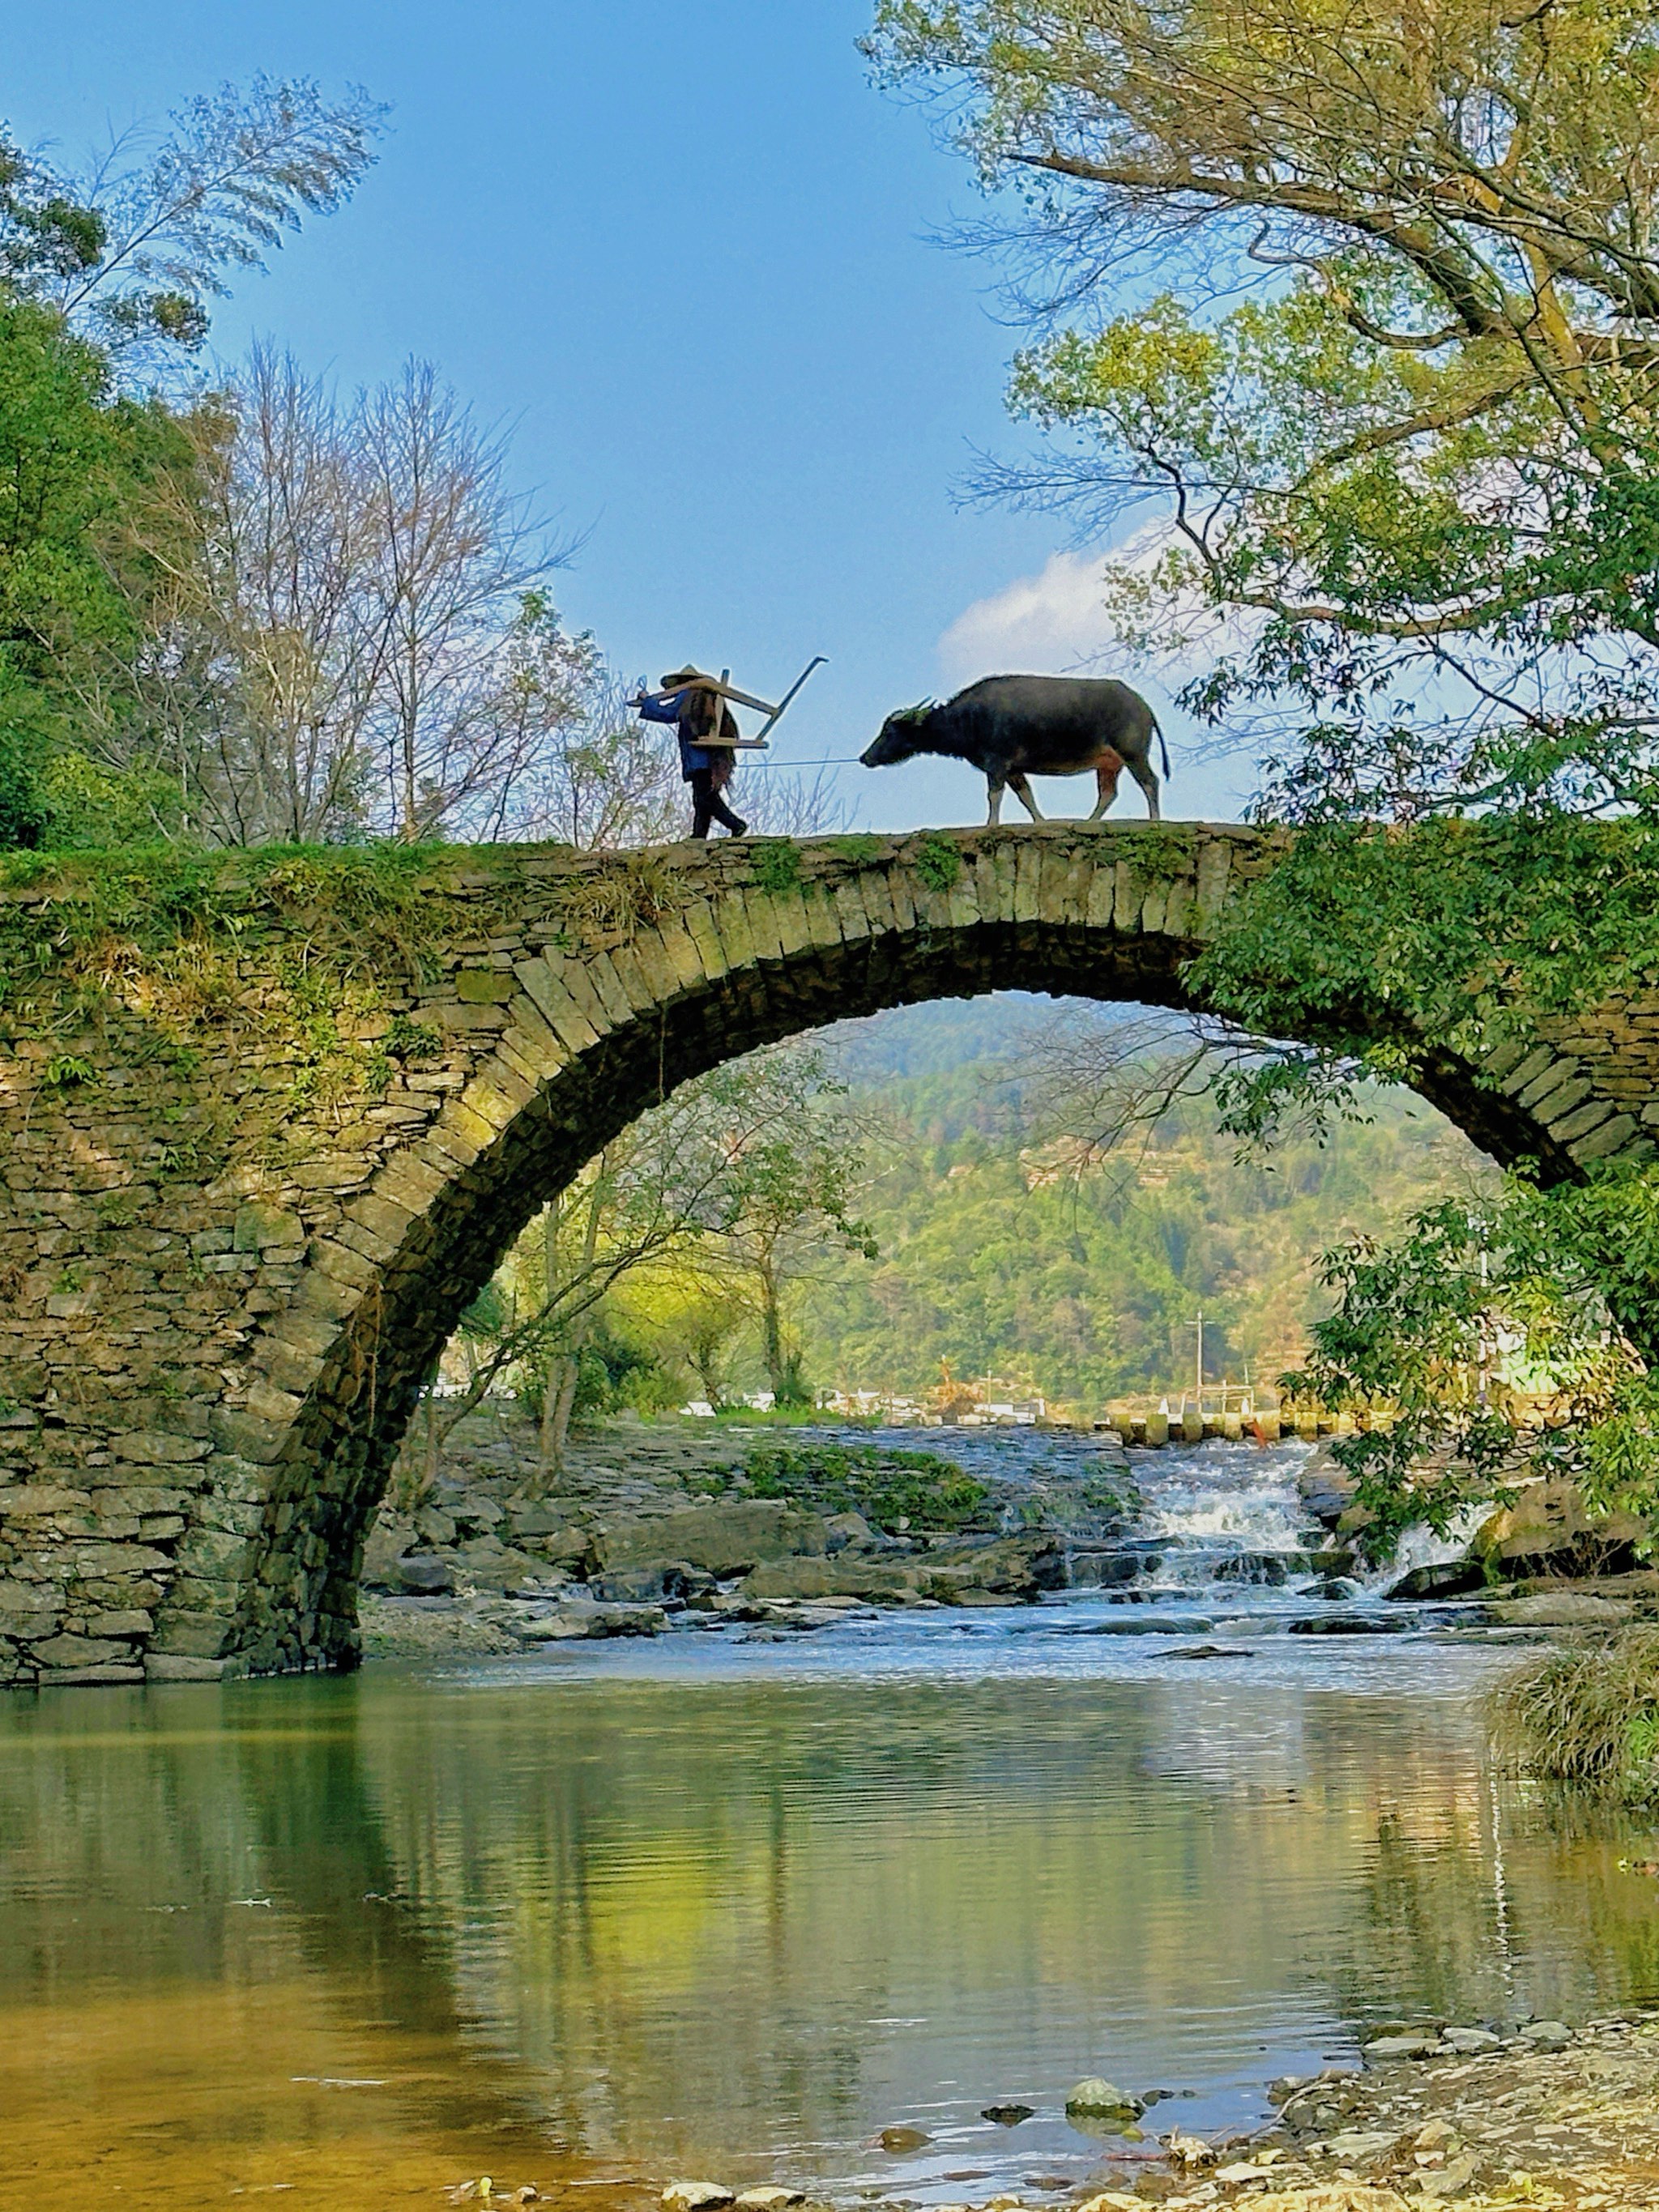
1286,1177,1659,1560
355,360,569,840
1,78,384,373
866,0,1659,820
92,347,586,843
0,75,382,846
702,1046,880,1404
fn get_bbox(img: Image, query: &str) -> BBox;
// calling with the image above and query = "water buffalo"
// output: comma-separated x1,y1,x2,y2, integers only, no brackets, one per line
859,674,1168,825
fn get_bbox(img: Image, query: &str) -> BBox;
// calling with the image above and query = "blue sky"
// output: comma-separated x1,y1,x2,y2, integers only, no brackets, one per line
11,2,1249,828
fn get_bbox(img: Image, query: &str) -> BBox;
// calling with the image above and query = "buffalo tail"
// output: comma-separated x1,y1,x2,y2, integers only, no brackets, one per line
1152,714,1171,781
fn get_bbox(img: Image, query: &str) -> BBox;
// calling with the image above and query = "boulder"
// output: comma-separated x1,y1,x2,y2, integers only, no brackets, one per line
1065,2078,1145,2119
1213,1552,1288,1586
921,1535,1066,1601
663,2186,733,2212
360,1516,418,1591
1489,1591,1635,1625
1299,1446,1358,1527
392,1554,454,1594
590,1560,717,1605
515,1601,667,1641
506,1510,596,1571
454,1536,544,1592
823,1511,873,1553
603,1498,827,1576
1473,1478,1647,1579
877,2127,931,2154
451,1494,505,1536
741,1556,915,1602
1384,1558,1486,1600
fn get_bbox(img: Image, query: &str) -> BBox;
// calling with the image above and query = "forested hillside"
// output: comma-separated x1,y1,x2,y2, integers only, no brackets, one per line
795,997,1489,1410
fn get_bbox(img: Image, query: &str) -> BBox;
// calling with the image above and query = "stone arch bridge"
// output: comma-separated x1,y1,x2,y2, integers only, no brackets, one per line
2,822,1654,1689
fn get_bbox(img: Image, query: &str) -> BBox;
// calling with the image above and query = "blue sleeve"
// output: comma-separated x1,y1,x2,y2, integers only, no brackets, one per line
638,690,684,725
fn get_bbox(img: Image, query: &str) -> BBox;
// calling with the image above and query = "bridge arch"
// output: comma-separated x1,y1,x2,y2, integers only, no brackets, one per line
1,823,1652,1685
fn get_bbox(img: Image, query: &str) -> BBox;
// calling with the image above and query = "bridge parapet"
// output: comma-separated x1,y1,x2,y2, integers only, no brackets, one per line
0,821,1651,1686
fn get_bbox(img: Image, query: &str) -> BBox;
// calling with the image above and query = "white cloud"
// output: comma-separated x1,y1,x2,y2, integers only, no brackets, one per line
937,551,1119,693
937,524,1256,698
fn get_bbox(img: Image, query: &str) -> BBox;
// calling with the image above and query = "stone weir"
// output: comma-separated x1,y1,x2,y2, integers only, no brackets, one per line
1,822,1653,1689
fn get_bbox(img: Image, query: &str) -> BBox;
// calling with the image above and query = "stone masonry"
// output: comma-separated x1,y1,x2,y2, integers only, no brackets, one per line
2,822,1653,1690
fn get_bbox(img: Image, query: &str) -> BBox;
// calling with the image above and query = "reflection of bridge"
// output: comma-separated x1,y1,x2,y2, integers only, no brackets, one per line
2,822,1653,1687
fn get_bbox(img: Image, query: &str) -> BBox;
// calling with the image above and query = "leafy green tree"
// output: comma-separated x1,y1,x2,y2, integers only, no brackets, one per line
0,76,382,845
1287,1178,1659,1561
703,1046,880,1404
0,294,193,843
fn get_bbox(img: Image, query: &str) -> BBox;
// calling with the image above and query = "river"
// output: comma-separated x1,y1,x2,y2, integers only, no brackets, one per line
3,1435,1657,2212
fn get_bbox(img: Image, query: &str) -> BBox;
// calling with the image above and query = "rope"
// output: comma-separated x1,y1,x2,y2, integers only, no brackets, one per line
747,755,863,767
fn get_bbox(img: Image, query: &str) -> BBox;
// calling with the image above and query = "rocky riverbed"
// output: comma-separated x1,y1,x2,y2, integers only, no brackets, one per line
360,1415,1659,1660
622,2014,1659,2212
359,1412,1141,1656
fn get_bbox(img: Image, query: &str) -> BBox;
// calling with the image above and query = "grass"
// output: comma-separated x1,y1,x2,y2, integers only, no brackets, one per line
1490,1626,1659,1800
693,1439,992,1533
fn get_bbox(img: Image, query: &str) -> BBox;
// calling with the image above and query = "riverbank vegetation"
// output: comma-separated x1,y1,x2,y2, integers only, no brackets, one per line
1492,1627,1659,1801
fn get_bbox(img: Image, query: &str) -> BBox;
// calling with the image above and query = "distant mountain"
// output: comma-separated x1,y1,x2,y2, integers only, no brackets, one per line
825,992,1142,1083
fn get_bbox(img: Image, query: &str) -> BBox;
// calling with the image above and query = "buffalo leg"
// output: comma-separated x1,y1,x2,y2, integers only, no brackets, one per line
1088,756,1124,821
1127,757,1161,820
986,776,1004,826
1009,772,1045,822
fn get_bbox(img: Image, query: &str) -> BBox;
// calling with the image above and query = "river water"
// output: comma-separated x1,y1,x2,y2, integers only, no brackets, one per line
4,1436,1659,2212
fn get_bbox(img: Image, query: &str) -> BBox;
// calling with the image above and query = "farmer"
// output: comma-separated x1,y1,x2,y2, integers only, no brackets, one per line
635,666,749,839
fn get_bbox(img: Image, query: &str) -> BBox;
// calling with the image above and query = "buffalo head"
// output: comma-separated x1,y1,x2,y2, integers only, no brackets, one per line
860,701,935,769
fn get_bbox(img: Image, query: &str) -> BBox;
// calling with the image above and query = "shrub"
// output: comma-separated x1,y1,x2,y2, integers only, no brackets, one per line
1490,1626,1659,1800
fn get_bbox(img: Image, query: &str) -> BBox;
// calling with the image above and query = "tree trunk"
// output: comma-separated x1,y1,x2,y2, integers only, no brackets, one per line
759,1251,789,1403
539,1158,608,1481
536,1199,563,1481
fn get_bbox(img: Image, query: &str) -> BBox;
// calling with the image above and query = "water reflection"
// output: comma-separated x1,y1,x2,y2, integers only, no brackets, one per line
2,1664,1659,2210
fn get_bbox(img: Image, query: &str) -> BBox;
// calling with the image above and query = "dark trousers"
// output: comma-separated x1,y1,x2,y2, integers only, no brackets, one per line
689,768,745,838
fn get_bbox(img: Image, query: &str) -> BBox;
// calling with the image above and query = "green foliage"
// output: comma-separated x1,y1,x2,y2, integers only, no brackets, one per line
382,1013,442,1062
41,1052,95,1088
0,292,194,841
737,1440,991,1532
749,838,803,893
1290,1171,1659,1558
869,0,1659,820
831,833,884,865
0,83,384,369
915,833,962,892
